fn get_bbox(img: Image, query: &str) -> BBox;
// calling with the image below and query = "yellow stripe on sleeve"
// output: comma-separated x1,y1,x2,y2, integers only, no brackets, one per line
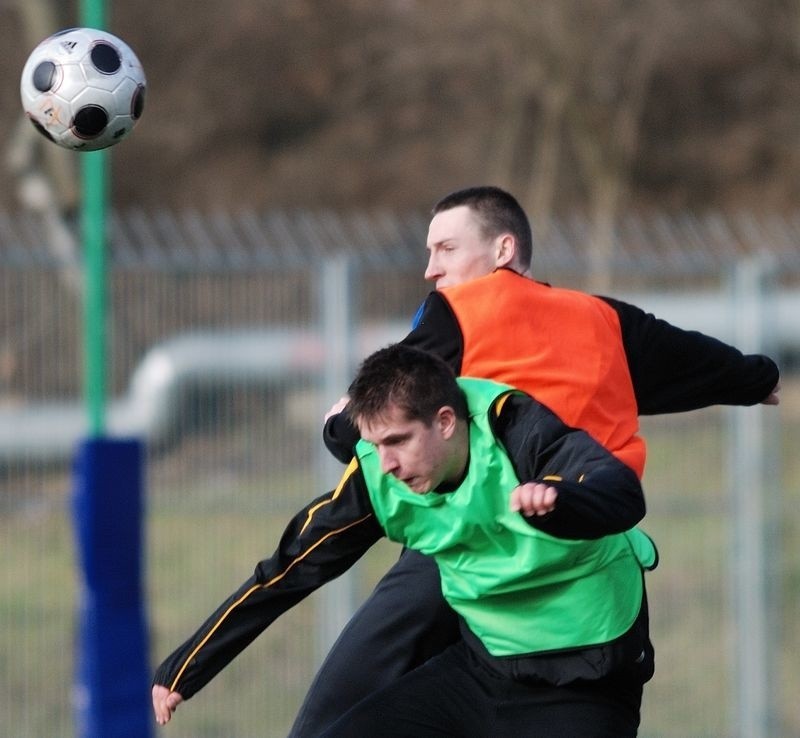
300,457,360,535
169,466,371,694
494,391,514,416
169,583,263,692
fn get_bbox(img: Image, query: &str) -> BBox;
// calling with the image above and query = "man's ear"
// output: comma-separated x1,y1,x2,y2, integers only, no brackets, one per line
437,406,458,440
494,234,516,268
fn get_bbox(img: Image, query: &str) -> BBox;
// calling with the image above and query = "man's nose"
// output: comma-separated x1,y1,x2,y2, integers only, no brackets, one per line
379,448,399,474
424,253,440,282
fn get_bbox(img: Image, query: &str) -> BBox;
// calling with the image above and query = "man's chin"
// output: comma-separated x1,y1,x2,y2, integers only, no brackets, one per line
404,479,430,494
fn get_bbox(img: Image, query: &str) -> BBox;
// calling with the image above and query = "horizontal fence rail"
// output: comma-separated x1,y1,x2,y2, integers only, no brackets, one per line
0,209,799,277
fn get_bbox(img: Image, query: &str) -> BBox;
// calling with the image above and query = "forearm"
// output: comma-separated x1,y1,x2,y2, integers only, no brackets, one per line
497,394,646,539
606,296,780,413
636,346,779,414
526,464,645,539
153,471,382,700
152,572,293,700
153,535,375,700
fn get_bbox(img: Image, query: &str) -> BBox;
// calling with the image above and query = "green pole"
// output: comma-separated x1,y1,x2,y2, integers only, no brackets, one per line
80,0,108,436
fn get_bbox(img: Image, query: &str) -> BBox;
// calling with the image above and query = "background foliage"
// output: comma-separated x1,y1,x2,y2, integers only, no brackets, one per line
0,0,798,216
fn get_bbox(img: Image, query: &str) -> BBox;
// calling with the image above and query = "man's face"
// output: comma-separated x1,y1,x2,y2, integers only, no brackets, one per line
424,205,502,288
358,403,458,494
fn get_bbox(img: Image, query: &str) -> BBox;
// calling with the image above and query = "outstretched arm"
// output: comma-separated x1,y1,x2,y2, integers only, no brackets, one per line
604,296,780,414
151,463,382,721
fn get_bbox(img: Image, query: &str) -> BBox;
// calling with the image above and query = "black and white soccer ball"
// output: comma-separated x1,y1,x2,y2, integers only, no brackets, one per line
20,27,146,152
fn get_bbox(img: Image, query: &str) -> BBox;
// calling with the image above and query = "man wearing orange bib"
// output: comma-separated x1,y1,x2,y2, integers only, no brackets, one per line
293,186,780,737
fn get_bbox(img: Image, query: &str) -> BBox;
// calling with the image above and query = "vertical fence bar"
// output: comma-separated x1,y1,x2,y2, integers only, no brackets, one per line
315,254,357,663
728,255,779,738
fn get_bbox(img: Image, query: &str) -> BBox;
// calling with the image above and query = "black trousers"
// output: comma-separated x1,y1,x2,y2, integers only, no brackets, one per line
289,548,460,737
320,640,642,737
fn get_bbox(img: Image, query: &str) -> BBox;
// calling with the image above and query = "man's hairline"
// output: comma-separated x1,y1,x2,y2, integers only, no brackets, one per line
355,402,457,434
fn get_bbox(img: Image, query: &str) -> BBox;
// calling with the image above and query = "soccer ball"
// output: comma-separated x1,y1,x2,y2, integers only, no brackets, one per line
20,27,146,152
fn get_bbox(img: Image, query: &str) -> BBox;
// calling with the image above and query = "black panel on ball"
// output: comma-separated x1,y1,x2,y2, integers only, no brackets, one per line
32,61,57,92
73,105,108,138
131,85,146,120
90,43,121,74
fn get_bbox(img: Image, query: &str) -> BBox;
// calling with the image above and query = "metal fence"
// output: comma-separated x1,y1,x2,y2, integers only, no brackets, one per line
0,209,797,737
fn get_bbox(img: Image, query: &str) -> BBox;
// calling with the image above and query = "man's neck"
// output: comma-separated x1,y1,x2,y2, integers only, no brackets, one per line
435,424,470,492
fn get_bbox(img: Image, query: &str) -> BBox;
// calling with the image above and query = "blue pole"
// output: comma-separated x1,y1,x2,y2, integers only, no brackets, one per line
72,439,151,738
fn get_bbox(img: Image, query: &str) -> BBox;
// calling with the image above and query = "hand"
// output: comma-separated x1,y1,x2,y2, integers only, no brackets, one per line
152,684,183,726
324,395,350,422
761,381,780,406
510,482,558,517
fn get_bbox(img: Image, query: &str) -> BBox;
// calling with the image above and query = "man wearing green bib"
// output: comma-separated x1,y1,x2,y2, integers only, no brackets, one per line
153,344,657,736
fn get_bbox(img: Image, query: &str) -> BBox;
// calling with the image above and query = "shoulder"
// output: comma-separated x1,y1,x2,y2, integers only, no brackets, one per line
489,390,554,440
400,292,463,368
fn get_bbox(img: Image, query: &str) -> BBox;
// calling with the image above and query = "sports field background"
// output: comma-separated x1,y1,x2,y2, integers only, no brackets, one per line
0,213,797,736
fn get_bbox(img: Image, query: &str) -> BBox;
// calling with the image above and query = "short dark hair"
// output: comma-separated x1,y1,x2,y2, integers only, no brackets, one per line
432,186,533,272
348,344,468,427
